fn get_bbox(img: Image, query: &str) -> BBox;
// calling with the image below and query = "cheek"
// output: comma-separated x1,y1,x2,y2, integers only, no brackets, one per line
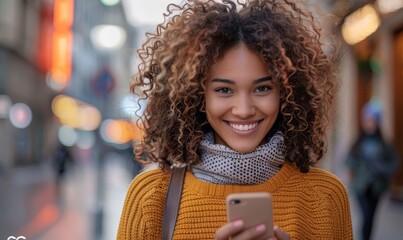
260,97,280,116
205,100,224,120
205,94,227,116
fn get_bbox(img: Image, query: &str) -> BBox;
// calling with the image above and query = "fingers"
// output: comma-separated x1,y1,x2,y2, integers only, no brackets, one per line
215,220,268,240
215,220,244,240
231,224,267,240
273,225,291,240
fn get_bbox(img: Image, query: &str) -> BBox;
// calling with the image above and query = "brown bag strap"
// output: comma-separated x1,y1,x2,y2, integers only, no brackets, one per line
162,167,186,240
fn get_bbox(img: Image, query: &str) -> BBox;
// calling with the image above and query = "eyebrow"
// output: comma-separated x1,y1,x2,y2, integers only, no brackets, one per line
211,76,272,84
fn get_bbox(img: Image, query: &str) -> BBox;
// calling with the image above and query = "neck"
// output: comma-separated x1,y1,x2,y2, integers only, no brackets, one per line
192,131,286,185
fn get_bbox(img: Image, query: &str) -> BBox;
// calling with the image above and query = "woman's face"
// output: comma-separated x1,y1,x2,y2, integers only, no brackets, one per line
204,44,280,153
361,115,378,134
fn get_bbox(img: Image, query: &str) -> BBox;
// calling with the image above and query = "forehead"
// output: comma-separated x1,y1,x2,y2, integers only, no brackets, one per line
208,44,269,82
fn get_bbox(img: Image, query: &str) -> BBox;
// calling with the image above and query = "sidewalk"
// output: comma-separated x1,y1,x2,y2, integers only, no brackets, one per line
0,161,97,240
0,163,57,239
35,160,98,240
349,189,403,240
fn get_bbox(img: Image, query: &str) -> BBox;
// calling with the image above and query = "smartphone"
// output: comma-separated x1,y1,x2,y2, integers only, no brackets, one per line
226,192,273,239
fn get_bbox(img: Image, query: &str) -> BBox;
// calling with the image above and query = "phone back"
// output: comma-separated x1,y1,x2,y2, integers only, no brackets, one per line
226,192,273,238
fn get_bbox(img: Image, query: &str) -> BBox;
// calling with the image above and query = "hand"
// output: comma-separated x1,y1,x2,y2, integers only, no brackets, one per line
215,222,291,240
215,220,268,240
273,225,290,240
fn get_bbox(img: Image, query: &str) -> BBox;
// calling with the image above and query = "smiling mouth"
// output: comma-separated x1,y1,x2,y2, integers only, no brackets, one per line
227,121,260,131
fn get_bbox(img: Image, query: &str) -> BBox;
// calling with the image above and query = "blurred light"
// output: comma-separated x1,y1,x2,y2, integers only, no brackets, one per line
54,0,74,28
377,0,403,14
131,122,144,141
100,119,143,144
100,119,132,144
341,4,380,45
122,0,183,27
90,25,126,50
52,0,74,89
0,95,12,118
78,105,102,131
9,103,33,129
51,31,73,88
36,4,53,73
52,95,78,121
100,0,121,7
58,125,78,146
119,94,147,119
52,95,102,130
76,131,96,149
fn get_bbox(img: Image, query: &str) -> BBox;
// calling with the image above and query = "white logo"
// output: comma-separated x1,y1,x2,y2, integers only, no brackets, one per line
7,236,26,240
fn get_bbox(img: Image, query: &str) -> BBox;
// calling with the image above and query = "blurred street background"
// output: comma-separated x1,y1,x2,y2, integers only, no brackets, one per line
0,0,403,239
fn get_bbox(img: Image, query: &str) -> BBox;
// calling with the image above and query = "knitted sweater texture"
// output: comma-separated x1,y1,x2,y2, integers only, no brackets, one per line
117,162,353,240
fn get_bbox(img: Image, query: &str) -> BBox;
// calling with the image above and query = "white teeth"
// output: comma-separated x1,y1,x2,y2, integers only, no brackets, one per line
229,122,258,131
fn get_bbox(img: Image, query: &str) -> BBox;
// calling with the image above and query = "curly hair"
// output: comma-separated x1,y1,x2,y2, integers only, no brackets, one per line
132,0,338,172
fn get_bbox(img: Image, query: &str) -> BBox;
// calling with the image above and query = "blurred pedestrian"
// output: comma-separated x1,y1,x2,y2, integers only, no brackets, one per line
53,143,73,186
346,98,399,240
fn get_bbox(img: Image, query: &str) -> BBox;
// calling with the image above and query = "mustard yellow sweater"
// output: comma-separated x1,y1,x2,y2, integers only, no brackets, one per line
117,162,353,239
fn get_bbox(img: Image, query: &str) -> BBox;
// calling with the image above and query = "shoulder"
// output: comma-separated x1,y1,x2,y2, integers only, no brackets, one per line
299,167,349,205
133,167,170,183
117,168,171,239
307,167,353,237
279,163,348,199
126,168,171,200
277,164,352,238
122,168,172,215
305,167,347,192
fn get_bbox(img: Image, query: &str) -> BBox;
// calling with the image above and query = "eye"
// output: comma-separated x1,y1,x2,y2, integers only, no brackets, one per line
215,87,232,94
255,85,272,93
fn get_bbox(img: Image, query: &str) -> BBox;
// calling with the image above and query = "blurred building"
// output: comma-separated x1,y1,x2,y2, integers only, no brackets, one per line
0,0,136,170
0,0,56,168
0,0,137,238
329,0,403,200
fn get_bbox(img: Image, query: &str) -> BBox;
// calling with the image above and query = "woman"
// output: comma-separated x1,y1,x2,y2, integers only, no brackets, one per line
346,99,399,240
118,0,353,239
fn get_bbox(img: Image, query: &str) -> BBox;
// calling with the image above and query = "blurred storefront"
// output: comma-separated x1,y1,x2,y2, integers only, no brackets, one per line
0,0,137,169
0,0,57,168
0,0,139,239
331,0,403,200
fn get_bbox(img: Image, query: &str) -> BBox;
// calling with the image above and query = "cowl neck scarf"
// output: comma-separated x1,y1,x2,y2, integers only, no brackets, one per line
191,131,286,185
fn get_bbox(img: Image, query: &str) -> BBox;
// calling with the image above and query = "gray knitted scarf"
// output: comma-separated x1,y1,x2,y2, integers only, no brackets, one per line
192,131,286,185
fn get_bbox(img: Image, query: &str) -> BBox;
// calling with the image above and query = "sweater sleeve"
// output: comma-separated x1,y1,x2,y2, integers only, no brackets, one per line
329,178,353,239
117,169,170,240
312,169,354,239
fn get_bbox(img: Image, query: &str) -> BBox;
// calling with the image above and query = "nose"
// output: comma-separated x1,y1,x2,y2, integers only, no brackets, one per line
232,94,255,118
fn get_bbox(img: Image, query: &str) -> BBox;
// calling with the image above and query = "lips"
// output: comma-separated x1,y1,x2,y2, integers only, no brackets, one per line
227,121,259,131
